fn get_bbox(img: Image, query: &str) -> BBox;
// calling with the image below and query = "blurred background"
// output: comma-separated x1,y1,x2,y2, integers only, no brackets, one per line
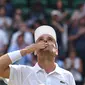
0,0,85,85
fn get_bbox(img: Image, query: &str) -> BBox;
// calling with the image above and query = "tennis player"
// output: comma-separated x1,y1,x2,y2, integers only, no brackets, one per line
0,25,75,85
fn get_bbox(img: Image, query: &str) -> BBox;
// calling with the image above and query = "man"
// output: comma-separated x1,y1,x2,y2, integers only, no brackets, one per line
0,25,75,85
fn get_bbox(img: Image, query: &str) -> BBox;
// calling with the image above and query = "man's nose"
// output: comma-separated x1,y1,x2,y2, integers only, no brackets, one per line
44,39,47,43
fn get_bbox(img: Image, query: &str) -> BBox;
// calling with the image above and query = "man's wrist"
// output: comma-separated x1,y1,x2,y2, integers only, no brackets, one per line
8,44,37,63
25,44,36,54
8,48,30,64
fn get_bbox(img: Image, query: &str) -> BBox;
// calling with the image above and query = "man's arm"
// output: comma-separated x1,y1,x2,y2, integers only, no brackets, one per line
52,21,64,33
0,42,47,78
69,28,85,41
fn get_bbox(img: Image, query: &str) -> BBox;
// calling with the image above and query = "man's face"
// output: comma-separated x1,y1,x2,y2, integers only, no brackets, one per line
36,34,58,56
19,23,27,32
52,15,61,22
79,17,85,26
0,8,6,16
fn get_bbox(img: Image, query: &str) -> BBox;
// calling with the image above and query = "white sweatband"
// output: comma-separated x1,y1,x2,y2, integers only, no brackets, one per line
8,50,22,63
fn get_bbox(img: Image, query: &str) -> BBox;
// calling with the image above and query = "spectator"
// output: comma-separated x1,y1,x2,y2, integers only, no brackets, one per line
71,3,84,21
68,18,79,47
69,15,85,59
26,1,47,27
0,0,6,6
51,10,68,58
10,22,33,46
0,29,8,55
55,0,64,12
28,19,42,34
0,0,14,17
55,56,64,68
10,22,33,64
55,0,68,20
12,9,23,32
29,19,47,34
64,49,83,85
0,6,12,37
8,33,27,52
15,8,22,16
8,33,32,65
69,15,85,78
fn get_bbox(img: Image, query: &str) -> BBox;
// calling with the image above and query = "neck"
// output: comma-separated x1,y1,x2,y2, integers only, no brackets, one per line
37,55,56,73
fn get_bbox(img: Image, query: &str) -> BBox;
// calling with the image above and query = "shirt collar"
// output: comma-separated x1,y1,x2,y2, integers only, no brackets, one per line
33,63,42,73
53,64,62,74
33,63,62,75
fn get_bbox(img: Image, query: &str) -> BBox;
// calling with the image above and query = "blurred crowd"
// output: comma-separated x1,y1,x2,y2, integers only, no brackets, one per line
0,0,85,85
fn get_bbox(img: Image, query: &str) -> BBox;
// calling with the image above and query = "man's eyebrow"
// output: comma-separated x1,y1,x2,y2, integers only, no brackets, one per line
36,37,44,42
48,36,53,39
48,36,55,41
38,37,43,40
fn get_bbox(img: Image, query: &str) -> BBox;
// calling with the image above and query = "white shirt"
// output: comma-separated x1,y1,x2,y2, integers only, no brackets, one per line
10,31,33,45
65,57,82,81
8,63,76,85
0,17,12,30
0,29,8,49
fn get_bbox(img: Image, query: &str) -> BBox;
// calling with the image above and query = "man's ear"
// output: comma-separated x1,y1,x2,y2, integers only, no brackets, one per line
53,47,58,56
55,49,58,55
55,42,58,55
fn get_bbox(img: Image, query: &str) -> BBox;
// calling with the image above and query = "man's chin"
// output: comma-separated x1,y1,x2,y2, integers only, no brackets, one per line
39,48,57,57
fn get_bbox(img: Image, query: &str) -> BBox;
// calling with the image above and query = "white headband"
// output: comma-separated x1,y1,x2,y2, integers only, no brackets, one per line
34,25,56,42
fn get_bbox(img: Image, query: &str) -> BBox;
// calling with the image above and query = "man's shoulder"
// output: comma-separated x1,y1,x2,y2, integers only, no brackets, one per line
9,65,34,72
12,31,21,37
9,65,36,84
58,66,73,77
57,66,75,85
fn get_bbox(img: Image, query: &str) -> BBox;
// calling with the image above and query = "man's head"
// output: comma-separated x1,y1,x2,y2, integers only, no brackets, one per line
51,10,62,21
19,22,27,32
34,25,58,57
17,33,24,46
79,15,85,26
0,6,6,16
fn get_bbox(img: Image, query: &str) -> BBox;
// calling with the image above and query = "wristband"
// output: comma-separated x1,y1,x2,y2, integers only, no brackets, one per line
8,50,22,63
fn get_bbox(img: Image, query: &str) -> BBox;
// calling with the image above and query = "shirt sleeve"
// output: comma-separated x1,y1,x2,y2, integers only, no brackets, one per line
6,18,12,26
69,72,76,85
3,32,9,45
8,65,22,85
8,65,32,85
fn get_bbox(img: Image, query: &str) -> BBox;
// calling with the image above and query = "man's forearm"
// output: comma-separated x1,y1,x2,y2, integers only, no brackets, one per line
53,22,64,32
0,44,37,69
0,48,28,71
56,23,64,32
68,34,80,41
0,44,36,77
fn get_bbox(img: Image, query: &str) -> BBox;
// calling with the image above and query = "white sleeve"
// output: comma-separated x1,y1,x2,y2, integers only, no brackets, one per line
6,18,12,26
69,72,76,85
2,31,9,45
8,65,22,85
8,65,32,85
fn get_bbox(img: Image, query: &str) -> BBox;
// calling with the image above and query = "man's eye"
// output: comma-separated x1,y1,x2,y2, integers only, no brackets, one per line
39,38,43,41
48,38,52,41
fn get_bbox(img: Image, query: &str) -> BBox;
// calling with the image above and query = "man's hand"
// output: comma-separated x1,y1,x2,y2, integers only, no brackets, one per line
78,28,85,35
25,42,48,53
45,42,57,56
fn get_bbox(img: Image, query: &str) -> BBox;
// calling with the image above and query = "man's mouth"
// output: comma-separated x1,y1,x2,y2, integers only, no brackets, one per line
41,46,50,51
